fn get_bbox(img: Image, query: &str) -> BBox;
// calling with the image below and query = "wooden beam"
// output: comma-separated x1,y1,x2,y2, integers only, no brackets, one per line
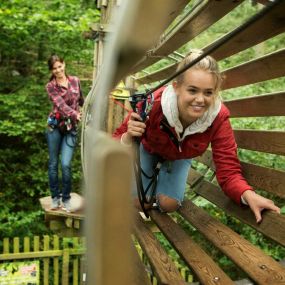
234,129,285,155
192,180,285,247
209,0,285,61
132,0,243,73
85,132,133,285
149,210,235,285
222,49,285,90
241,161,285,199
179,200,285,284
224,92,285,117
135,1,285,85
192,149,285,199
133,213,185,284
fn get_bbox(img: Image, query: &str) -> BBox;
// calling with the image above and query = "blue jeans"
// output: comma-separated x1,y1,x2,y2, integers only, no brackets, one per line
46,128,77,202
136,143,191,205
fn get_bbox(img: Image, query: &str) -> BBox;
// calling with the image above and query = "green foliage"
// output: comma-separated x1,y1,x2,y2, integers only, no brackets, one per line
0,0,98,239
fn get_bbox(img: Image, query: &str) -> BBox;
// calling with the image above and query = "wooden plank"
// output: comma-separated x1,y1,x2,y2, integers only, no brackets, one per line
24,237,30,252
225,92,285,117
241,161,285,198
193,149,285,198
194,150,215,170
62,248,70,285
132,0,243,73
13,237,19,253
3,238,9,254
53,235,60,285
179,200,285,285
133,212,186,284
84,133,133,285
209,0,285,61
43,235,50,285
149,210,235,285
39,193,84,219
131,243,152,285
193,180,285,246
222,49,285,90
234,129,285,155
187,168,205,188
135,1,285,84
73,238,79,285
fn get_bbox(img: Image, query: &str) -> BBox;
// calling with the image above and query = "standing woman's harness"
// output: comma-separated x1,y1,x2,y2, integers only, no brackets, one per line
128,0,280,217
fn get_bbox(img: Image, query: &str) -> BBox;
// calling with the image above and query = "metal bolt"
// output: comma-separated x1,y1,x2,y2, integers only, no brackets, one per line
213,276,220,282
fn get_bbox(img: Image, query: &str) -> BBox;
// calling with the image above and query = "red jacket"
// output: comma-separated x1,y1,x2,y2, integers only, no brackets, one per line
113,88,252,204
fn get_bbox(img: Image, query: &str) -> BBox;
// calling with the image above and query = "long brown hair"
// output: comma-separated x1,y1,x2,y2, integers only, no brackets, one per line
47,54,66,81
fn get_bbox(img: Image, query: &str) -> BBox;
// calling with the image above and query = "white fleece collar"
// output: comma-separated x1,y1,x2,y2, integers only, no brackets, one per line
161,85,221,140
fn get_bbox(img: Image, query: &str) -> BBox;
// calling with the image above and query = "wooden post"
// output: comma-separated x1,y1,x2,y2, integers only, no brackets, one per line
85,132,133,285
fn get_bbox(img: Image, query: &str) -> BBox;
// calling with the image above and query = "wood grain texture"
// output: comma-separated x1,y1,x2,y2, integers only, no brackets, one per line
225,92,285,117
179,201,285,285
222,49,285,90
133,213,186,285
193,180,285,246
132,0,242,73
234,129,285,155
149,210,235,285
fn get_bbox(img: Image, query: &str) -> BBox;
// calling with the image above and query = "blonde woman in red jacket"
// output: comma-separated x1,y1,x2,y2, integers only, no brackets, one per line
113,50,280,223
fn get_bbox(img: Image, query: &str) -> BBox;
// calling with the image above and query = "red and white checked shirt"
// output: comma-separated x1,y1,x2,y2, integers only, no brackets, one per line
46,75,84,122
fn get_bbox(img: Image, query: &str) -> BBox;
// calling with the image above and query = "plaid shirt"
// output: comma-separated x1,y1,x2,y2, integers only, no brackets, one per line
46,75,84,122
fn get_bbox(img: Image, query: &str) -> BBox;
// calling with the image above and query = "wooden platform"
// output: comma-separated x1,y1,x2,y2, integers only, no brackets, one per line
40,192,84,237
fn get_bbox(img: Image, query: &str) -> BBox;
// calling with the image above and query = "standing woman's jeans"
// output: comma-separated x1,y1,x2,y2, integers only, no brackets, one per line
46,128,77,202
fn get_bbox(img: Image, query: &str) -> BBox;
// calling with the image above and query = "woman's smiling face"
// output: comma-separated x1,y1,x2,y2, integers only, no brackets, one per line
173,68,216,128
52,61,66,80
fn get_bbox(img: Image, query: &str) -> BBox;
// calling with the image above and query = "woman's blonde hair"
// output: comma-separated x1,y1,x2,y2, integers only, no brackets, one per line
175,49,224,92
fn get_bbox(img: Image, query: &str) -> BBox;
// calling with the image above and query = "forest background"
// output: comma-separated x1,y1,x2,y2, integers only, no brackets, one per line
0,0,284,279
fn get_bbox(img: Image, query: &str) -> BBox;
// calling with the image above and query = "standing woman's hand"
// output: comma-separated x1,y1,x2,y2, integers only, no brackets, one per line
121,112,146,145
76,111,82,122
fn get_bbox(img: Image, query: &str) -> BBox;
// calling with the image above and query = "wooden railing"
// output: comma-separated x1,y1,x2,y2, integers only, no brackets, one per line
0,235,85,285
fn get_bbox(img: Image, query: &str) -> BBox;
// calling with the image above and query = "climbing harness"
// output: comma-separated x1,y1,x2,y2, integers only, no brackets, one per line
129,0,280,216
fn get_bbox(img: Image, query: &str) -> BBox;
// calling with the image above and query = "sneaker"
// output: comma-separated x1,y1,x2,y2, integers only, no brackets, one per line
50,197,60,210
62,199,72,213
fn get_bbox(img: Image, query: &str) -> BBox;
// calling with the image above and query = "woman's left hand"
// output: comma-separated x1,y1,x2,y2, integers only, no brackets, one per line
241,190,280,223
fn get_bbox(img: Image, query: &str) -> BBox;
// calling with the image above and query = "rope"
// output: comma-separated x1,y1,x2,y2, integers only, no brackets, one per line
111,97,131,112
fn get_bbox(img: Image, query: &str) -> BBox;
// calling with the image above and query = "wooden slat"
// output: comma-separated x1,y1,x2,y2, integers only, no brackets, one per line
241,161,285,198
234,129,285,155
53,235,60,285
62,248,70,285
179,200,285,285
193,149,285,198
131,243,152,285
194,150,215,170
43,236,50,285
187,168,204,187
73,238,79,285
85,133,133,285
225,92,285,117
222,49,285,90
209,0,285,61
135,1,285,85
13,237,19,253
149,210,235,285
193,179,285,246
133,213,186,284
132,0,243,73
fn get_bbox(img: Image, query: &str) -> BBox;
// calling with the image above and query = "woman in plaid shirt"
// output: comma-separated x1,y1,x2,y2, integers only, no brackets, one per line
46,55,84,212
